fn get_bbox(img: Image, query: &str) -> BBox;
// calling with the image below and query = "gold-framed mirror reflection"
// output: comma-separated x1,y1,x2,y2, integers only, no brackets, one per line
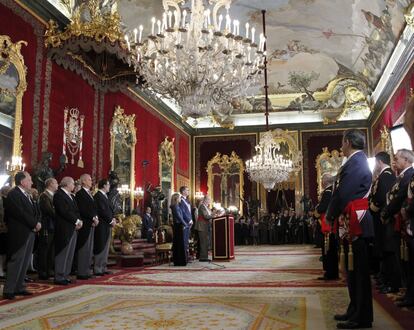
159,137,175,223
110,106,136,211
207,151,244,214
0,35,27,176
315,147,343,197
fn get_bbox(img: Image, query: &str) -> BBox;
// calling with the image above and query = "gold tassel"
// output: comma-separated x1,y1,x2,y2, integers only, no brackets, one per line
77,158,84,168
404,242,409,262
339,243,345,272
348,249,354,271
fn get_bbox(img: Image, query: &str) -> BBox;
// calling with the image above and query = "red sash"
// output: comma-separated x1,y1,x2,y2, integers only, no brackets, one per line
320,213,331,234
343,198,368,239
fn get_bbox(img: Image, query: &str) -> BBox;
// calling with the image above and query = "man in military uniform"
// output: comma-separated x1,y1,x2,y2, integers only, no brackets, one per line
314,174,338,280
380,149,414,294
368,152,395,281
326,129,374,329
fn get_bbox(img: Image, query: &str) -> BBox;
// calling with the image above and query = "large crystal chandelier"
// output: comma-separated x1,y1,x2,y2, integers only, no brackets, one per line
245,10,297,191
126,0,265,119
246,131,293,191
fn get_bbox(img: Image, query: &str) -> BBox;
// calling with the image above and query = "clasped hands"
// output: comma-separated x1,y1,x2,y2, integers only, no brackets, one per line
33,222,42,232
91,216,99,227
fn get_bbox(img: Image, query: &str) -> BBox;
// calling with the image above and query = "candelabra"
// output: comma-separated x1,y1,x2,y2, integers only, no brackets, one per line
5,156,26,186
133,186,144,211
118,184,130,214
194,191,204,200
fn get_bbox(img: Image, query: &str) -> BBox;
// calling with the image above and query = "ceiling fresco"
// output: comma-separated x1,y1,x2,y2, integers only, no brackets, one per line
46,0,412,126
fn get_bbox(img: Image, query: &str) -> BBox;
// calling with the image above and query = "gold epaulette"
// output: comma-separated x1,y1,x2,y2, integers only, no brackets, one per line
370,202,380,213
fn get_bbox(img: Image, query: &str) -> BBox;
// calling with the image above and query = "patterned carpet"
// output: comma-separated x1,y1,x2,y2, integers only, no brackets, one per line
0,245,409,329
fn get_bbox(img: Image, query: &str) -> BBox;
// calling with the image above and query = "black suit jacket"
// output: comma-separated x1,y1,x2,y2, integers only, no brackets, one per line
326,151,374,238
94,190,113,254
39,190,55,232
315,186,332,218
75,188,98,249
53,188,80,255
4,186,38,256
382,167,414,219
369,167,395,214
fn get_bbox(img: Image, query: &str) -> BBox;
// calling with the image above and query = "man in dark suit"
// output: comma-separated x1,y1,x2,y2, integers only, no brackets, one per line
380,149,414,294
38,178,59,280
326,129,374,329
2,172,41,300
93,179,115,276
368,152,395,287
142,206,154,243
314,174,338,280
54,176,83,285
179,186,192,261
75,174,98,279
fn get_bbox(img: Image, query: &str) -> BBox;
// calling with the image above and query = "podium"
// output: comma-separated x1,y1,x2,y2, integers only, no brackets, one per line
212,215,235,260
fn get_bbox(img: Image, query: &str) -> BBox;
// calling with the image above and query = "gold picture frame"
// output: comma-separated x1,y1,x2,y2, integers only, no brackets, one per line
110,105,136,210
0,35,27,162
315,147,343,197
207,151,244,214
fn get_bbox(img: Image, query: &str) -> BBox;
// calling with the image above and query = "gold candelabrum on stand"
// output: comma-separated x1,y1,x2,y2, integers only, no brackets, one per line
133,186,144,212
6,156,26,186
118,184,130,215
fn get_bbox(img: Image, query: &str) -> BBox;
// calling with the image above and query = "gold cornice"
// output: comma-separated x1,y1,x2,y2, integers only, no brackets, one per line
194,132,257,139
405,3,414,27
15,0,48,26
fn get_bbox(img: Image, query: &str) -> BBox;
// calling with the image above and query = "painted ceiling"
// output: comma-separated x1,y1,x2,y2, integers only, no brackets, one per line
47,0,412,127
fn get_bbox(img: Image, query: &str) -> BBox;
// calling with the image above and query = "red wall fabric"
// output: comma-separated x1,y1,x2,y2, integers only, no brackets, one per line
302,131,345,204
372,64,414,145
0,2,45,172
104,92,190,190
48,63,96,180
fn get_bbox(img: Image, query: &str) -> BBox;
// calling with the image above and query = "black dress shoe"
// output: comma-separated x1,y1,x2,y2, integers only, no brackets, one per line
2,293,15,300
24,277,34,283
336,321,372,329
334,314,349,321
15,290,33,296
77,275,91,280
54,280,68,285
199,259,211,262
94,273,104,276
103,270,113,275
396,300,414,308
38,275,49,280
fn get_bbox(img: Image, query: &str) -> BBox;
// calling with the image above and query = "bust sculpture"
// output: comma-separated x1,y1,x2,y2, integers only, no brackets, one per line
33,151,65,192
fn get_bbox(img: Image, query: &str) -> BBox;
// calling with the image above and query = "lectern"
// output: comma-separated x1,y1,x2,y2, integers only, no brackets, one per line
212,215,234,260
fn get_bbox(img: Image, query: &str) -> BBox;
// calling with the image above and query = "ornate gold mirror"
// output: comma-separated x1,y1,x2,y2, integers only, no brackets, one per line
159,137,175,223
315,147,343,196
110,106,136,210
0,35,27,175
207,151,244,213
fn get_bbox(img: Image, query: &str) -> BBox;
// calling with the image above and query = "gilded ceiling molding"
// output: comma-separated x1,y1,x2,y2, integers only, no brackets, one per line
41,57,53,153
92,90,99,181
98,90,105,179
405,3,414,27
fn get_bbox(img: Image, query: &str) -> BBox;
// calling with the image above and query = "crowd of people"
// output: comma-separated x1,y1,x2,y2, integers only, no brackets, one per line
0,173,116,299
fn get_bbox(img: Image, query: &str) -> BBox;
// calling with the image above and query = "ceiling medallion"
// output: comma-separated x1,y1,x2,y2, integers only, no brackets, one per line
44,1,135,92
126,0,265,122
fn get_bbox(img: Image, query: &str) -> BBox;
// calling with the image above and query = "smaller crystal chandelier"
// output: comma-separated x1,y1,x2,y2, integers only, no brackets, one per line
126,0,265,120
246,132,293,191
245,10,299,191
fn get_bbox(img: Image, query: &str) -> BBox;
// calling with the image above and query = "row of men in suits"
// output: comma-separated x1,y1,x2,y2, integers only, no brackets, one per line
2,173,116,299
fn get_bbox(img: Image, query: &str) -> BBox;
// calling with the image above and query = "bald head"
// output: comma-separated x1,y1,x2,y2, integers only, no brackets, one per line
79,173,92,189
321,174,334,189
60,176,75,193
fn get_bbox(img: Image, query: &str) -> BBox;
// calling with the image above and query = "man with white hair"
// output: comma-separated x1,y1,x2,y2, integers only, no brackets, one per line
381,149,414,294
75,174,98,280
54,176,82,285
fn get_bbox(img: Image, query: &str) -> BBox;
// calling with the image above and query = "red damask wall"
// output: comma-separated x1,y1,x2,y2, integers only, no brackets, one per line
371,64,414,146
0,2,190,190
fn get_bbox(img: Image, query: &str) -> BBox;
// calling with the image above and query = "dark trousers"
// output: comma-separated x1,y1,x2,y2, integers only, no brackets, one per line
325,233,339,279
382,250,402,289
37,232,54,278
346,238,373,324
404,237,414,302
